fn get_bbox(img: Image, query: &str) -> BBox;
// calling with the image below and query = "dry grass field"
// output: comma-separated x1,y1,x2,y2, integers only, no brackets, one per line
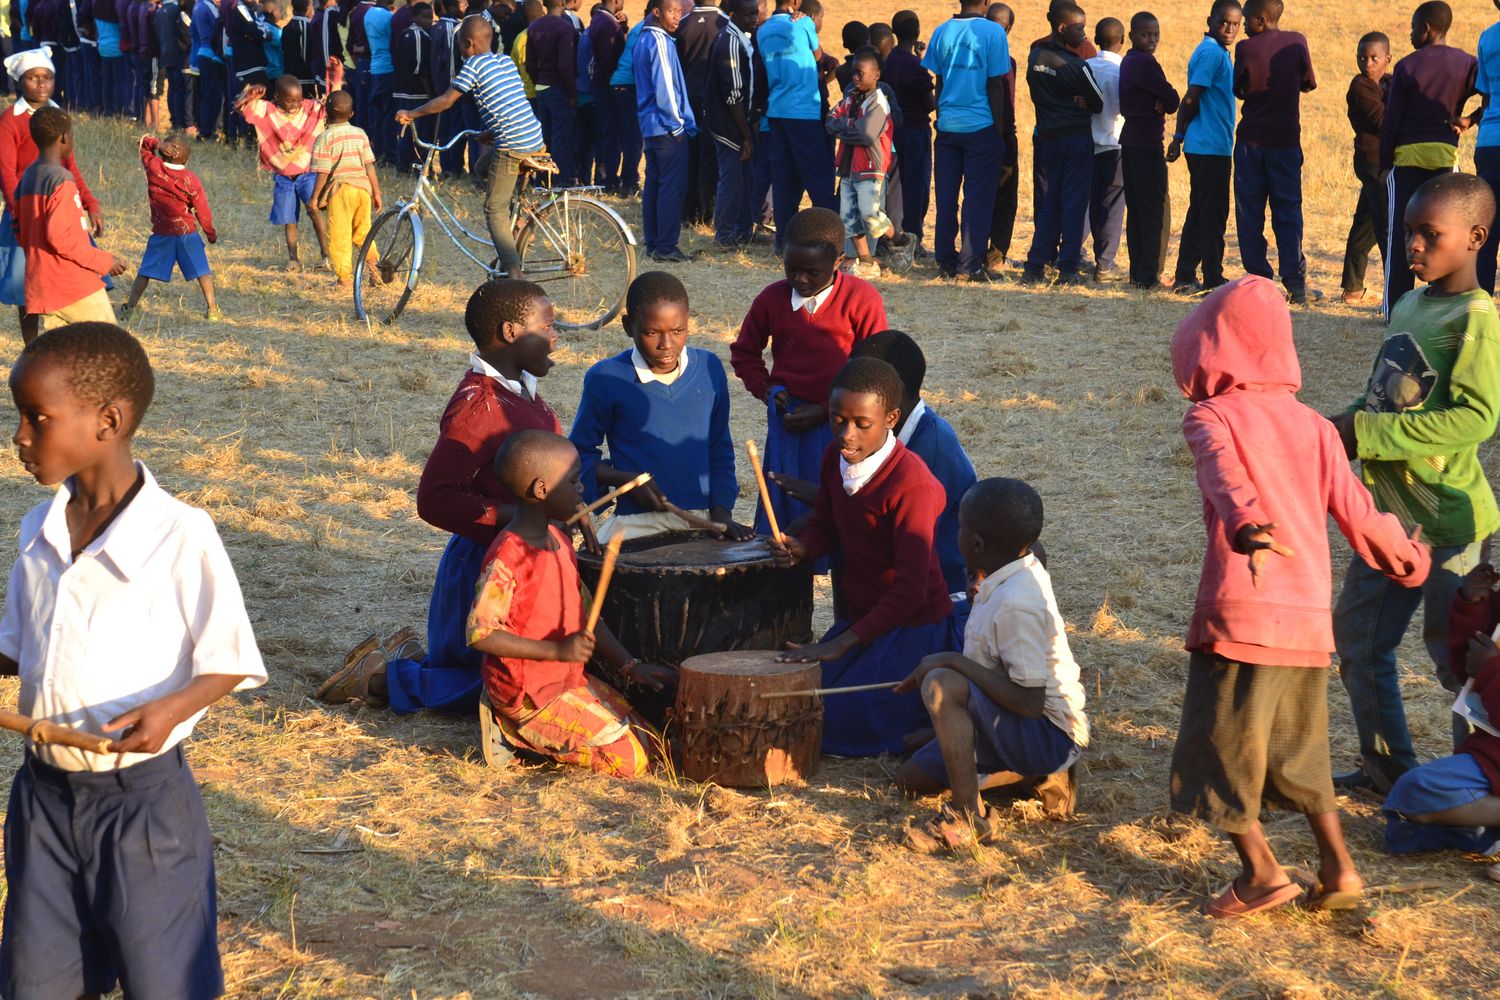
3,1,1500,996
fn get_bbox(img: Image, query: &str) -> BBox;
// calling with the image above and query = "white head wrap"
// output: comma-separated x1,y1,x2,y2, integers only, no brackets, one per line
5,46,55,83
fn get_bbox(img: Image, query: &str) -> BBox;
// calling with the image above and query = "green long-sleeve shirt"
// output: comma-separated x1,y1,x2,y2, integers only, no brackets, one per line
1347,287,1500,547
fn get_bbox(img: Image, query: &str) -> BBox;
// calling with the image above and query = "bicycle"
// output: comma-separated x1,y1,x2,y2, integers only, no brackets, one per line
353,128,638,329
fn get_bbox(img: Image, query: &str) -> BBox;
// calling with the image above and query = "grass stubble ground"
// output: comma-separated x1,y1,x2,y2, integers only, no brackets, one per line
1,1,1499,996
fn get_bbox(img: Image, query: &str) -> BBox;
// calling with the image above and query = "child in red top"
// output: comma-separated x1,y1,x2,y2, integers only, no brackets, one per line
465,430,675,776
119,135,220,323
0,48,103,342
827,46,911,278
1168,276,1429,918
771,357,960,756
730,207,887,540
14,109,126,341
316,279,566,720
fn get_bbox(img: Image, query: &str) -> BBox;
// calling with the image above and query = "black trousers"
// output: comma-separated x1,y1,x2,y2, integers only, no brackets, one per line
1174,152,1231,288
989,130,1019,257
683,111,717,226
1341,154,1387,294
1122,145,1170,287
1383,164,1448,318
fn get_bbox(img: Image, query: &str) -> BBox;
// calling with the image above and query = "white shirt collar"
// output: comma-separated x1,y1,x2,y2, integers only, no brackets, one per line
11,97,57,116
839,431,897,495
469,352,538,399
630,345,688,384
163,161,186,170
896,399,927,446
973,553,1038,604
33,462,164,579
1095,49,1123,65
790,276,837,315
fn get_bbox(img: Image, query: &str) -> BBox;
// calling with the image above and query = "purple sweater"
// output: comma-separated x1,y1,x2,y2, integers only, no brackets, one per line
525,12,577,98
1118,49,1179,149
1379,44,1477,170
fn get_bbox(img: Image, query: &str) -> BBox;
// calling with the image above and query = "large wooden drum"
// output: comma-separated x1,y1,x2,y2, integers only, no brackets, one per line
675,650,822,787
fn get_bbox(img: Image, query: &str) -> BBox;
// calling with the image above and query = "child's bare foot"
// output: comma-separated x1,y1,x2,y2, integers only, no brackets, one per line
205,307,224,321
285,258,303,272
337,277,352,288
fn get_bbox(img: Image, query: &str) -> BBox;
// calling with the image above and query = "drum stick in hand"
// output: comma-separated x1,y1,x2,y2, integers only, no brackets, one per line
584,533,625,634
745,441,783,543
758,681,902,700
566,472,653,525
0,708,114,755
663,501,727,535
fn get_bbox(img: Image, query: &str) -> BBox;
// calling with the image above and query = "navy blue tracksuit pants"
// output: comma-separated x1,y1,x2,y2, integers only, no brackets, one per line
714,140,754,245
893,123,931,242
1384,164,1449,318
1090,148,1125,272
1233,143,1306,291
1025,131,1092,277
768,117,836,251
534,85,577,185
643,132,690,255
932,125,1004,275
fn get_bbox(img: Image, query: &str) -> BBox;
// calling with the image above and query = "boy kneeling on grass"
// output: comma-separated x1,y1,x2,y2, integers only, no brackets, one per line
465,430,677,776
896,478,1089,852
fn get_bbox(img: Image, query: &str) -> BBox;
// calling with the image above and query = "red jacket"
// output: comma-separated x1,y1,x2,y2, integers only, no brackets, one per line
0,99,99,218
730,273,888,407
827,86,894,181
1445,595,1500,794
140,137,216,239
1172,277,1430,665
414,368,562,543
15,160,113,315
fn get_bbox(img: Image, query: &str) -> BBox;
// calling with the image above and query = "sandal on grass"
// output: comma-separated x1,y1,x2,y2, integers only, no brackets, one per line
1202,880,1303,918
315,635,389,707
382,626,423,663
903,804,996,854
1489,863,1500,885
1304,884,1363,912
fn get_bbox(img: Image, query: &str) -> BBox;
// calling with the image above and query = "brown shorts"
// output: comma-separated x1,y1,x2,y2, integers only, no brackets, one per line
1169,652,1338,833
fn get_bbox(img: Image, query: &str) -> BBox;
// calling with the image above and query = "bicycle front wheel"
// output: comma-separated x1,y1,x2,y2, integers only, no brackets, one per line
354,208,422,325
516,196,635,330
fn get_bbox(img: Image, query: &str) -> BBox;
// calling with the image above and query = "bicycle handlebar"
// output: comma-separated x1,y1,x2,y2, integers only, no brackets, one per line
408,127,489,152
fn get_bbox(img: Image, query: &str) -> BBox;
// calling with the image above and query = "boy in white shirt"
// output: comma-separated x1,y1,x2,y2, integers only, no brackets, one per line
1087,17,1127,282
0,322,266,999
896,477,1088,851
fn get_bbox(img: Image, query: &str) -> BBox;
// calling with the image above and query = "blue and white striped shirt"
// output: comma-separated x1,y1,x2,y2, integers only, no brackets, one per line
452,52,545,151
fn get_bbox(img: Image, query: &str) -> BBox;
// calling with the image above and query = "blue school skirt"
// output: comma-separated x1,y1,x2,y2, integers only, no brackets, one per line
818,612,963,757
1383,751,1499,855
0,211,25,307
756,387,832,570
386,533,487,715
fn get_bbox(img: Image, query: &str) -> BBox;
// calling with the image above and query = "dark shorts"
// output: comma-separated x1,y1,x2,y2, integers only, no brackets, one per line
911,678,1079,785
139,232,211,282
0,746,224,1000
1169,652,1338,833
270,171,317,223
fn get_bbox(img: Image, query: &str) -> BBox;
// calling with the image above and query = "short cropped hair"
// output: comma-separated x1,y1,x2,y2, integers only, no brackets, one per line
831,357,905,415
799,0,821,18
1050,1,1082,26
783,207,846,261
1414,1,1452,35
852,44,881,72
460,12,494,43
28,106,70,148
850,330,925,398
1358,30,1390,52
891,9,919,40
987,3,1013,25
1411,171,1497,229
962,478,1044,554
625,270,689,316
868,23,894,48
492,429,577,496
465,277,548,346
1209,0,1242,22
17,322,155,433
326,89,354,120
841,20,868,51
1094,16,1124,46
1130,10,1159,31
1242,0,1281,20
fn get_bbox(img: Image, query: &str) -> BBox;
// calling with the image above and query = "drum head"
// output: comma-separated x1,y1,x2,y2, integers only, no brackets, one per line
580,531,775,572
680,649,809,678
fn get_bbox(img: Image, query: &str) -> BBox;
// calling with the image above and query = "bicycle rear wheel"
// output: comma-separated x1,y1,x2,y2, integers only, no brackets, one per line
515,195,635,330
354,208,422,325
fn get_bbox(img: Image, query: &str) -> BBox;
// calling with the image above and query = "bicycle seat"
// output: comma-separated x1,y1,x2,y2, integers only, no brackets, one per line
518,152,560,174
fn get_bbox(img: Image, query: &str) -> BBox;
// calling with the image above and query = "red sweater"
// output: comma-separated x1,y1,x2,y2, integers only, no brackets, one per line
140,137,216,239
15,161,113,315
0,100,99,217
414,369,562,543
1445,595,1500,794
730,273,888,405
799,440,952,644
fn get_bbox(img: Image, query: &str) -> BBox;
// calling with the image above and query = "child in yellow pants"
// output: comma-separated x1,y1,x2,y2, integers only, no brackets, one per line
309,91,384,285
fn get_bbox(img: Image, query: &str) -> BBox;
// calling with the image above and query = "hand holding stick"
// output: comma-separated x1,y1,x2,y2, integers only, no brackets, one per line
0,708,114,755
584,533,625,634
745,441,783,543
663,501,727,535
566,472,653,525
575,504,602,555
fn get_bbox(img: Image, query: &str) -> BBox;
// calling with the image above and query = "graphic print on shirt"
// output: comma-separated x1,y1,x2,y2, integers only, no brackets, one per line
1364,332,1437,413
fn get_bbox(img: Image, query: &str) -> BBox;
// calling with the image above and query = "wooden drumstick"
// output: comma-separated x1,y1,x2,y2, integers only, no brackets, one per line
584,533,625,634
757,681,902,700
575,504,602,553
566,472,653,525
662,501,727,535
744,440,783,544
0,708,115,755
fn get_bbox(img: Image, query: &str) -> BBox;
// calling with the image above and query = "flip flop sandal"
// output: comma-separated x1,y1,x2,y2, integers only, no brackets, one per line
382,626,423,663
315,636,387,706
478,690,517,770
903,805,996,854
1488,863,1500,885
1305,885,1363,912
1203,881,1303,919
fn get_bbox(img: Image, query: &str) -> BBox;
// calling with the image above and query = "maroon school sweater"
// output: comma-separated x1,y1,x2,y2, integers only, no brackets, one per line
415,369,562,542
800,440,952,644
729,272,888,406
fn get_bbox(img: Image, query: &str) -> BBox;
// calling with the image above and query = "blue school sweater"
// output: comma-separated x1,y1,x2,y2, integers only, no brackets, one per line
904,406,978,595
569,346,738,516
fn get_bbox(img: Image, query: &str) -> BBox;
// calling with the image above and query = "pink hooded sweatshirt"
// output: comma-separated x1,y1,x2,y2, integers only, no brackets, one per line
1172,277,1431,667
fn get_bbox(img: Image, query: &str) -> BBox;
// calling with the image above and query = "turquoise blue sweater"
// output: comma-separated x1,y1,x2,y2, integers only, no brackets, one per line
568,347,738,515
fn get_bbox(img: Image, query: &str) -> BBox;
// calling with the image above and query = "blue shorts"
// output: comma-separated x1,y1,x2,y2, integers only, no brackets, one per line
139,232,212,282
270,172,317,223
0,746,224,999
911,680,1079,786
1383,752,1498,854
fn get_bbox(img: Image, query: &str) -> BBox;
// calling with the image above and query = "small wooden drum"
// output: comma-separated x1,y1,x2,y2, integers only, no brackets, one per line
675,650,823,787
